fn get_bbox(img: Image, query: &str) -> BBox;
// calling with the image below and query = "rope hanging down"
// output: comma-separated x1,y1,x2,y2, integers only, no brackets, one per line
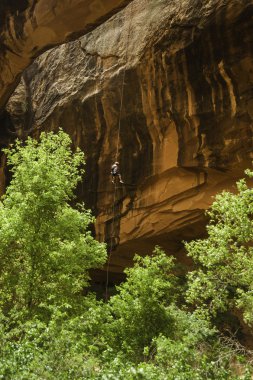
105,3,133,300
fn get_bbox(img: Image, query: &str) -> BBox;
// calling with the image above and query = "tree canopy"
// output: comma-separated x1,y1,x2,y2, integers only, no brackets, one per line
186,170,253,325
0,130,106,322
0,130,252,379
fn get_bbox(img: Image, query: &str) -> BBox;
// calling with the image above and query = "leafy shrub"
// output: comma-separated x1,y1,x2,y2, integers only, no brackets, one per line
0,131,252,379
0,130,106,323
186,169,253,325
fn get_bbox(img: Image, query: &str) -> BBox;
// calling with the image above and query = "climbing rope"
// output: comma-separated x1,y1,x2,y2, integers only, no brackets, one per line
115,58,127,162
105,2,133,300
79,4,133,299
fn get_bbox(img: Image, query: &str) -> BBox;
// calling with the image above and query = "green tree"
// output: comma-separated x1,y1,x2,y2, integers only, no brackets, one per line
0,130,251,379
106,248,179,360
0,247,250,379
80,248,246,379
0,130,106,322
186,169,253,325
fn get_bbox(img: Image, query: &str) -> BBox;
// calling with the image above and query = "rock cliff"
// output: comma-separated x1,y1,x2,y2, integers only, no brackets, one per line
4,0,253,281
0,0,132,109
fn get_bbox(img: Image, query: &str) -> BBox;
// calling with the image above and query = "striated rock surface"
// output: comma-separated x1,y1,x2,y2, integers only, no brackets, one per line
0,0,132,109
5,0,253,280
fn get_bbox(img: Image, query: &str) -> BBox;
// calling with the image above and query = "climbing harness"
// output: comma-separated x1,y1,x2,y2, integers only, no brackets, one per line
105,2,133,300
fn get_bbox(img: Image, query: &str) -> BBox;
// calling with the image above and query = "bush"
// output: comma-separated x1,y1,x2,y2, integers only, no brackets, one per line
0,131,252,379
0,130,106,323
186,169,253,325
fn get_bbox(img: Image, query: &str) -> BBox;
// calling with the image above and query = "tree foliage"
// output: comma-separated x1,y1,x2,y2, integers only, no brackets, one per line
1,249,245,380
106,248,179,359
186,170,253,325
0,130,106,322
0,131,252,379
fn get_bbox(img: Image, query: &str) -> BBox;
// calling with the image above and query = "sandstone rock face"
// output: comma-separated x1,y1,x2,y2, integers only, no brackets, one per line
5,0,253,280
0,0,132,109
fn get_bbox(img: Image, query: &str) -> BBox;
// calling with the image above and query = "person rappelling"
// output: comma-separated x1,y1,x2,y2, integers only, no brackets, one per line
111,161,124,184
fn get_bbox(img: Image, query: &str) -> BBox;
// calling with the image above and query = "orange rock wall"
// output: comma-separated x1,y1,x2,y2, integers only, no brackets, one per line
3,0,253,279
0,0,132,108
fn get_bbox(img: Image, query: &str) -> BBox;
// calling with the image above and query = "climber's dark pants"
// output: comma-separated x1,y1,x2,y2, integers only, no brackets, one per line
111,173,122,183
